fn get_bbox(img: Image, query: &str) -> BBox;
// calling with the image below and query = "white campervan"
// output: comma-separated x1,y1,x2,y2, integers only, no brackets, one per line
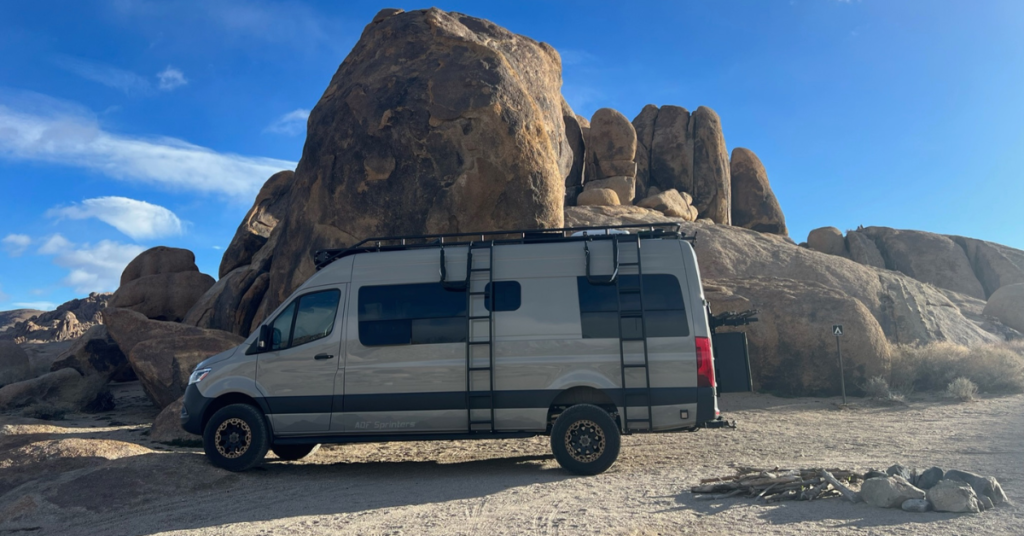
181,224,728,475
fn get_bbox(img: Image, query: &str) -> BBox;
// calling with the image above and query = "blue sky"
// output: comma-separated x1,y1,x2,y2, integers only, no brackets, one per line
2,0,1023,311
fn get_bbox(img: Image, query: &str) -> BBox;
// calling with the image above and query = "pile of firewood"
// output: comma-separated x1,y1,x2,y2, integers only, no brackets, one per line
691,467,864,503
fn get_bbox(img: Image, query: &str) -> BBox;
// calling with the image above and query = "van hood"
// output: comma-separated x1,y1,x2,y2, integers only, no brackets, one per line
196,345,239,370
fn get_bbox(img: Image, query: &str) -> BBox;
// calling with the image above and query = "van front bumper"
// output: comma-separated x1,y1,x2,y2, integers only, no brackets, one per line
181,384,213,435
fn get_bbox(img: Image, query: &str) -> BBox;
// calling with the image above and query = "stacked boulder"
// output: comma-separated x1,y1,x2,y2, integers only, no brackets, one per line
108,247,215,322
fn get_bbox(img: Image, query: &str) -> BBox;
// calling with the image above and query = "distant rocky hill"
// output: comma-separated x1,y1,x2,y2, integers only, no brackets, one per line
0,309,43,333
0,293,110,344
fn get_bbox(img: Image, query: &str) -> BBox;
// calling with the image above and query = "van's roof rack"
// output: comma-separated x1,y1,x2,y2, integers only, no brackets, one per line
313,223,692,271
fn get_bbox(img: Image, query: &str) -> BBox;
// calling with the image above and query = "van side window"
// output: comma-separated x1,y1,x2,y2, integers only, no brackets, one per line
359,283,467,346
270,303,296,350
269,289,341,351
576,274,689,338
485,281,521,312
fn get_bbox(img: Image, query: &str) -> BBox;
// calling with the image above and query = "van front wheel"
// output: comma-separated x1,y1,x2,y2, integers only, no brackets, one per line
550,404,620,475
203,403,270,472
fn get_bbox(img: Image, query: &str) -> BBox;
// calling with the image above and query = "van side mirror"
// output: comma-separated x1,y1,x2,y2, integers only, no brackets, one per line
258,324,273,352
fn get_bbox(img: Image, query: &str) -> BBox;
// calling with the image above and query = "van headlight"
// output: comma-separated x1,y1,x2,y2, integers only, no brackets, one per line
188,368,212,385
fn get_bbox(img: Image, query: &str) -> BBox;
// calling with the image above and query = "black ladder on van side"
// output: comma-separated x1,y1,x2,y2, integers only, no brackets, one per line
465,242,496,433
585,234,654,433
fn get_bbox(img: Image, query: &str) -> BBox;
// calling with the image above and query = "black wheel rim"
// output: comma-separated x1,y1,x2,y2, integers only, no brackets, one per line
564,419,606,463
215,417,252,459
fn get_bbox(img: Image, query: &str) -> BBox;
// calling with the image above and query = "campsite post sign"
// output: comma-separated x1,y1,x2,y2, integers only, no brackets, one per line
833,324,846,404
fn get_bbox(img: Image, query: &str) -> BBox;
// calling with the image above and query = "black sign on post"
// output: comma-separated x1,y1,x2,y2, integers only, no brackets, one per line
833,324,846,404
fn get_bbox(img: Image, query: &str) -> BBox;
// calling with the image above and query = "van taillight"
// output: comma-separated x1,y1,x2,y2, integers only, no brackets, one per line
696,336,715,388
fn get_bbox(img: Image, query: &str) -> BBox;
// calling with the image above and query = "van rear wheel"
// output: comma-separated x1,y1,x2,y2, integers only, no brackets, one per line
272,444,320,461
203,403,270,472
550,404,620,475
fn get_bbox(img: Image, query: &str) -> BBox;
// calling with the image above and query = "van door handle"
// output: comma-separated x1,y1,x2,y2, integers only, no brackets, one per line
314,353,335,360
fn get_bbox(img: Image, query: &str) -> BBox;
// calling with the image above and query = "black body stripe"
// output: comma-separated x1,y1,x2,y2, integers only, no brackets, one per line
263,387,699,414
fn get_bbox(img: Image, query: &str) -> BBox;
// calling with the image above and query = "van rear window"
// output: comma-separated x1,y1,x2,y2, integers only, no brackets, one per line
576,274,689,338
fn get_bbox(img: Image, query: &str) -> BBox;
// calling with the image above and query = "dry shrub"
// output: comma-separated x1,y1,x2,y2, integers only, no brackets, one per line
890,341,1024,394
863,376,891,399
947,377,978,401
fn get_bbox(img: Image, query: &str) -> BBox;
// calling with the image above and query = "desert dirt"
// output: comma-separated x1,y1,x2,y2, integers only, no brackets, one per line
1,382,1021,536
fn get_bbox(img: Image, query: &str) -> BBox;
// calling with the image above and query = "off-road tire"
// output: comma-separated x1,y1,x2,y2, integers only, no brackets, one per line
203,403,270,472
272,443,320,461
550,403,621,475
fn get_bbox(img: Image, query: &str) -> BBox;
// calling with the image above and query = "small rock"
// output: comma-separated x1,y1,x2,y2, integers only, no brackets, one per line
576,188,620,207
860,476,925,509
887,464,912,481
927,479,981,513
916,467,944,490
979,495,994,511
864,470,888,480
901,499,931,512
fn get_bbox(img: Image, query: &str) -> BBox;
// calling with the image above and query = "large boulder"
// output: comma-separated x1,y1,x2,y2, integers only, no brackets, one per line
563,114,587,206
635,189,698,220
859,227,986,300
109,247,215,322
151,396,200,443
119,246,198,286
926,479,982,513
183,265,270,337
807,227,847,258
729,148,786,235
576,188,620,207
982,283,1024,333
846,230,885,269
0,340,32,387
706,277,891,396
631,104,659,197
130,334,242,409
226,8,574,320
103,308,243,408
860,476,925,509
50,325,128,379
109,271,216,323
689,107,731,224
219,170,294,277
564,205,687,227
951,236,1024,298
587,108,637,186
583,177,635,206
649,105,693,201
0,368,97,412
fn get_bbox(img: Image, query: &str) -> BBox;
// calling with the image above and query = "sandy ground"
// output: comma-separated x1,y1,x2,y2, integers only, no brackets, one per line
1,382,1022,536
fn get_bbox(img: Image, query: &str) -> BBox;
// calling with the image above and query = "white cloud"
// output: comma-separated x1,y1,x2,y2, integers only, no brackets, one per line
2,234,31,257
264,109,309,136
37,236,145,293
54,56,152,95
157,66,188,91
47,197,185,240
38,234,73,255
0,91,296,200
13,301,57,311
